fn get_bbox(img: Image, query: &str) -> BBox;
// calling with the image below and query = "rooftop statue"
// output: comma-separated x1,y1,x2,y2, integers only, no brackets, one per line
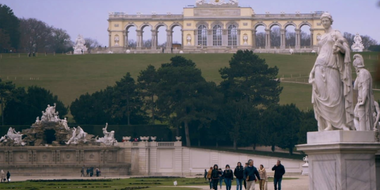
0,127,25,146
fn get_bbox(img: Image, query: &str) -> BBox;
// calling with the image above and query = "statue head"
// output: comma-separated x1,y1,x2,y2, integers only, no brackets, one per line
353,54,365,68
320,12,333,25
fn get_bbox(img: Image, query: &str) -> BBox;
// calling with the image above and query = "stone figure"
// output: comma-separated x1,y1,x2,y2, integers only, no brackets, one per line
114,35,119,46
40,103,59,122
373,100,380,131
353,54,374,131
65,126,88,145
73,34,88,55
196,0,205,4
35,117,41,124
0,127,25,145
96,123,118,146
351,33,364,52
61,117,70,131
187,35,192,45
309,13,354,131
243,34,248,45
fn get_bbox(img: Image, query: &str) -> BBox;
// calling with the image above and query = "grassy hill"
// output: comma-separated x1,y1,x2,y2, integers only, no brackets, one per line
1,52,379,111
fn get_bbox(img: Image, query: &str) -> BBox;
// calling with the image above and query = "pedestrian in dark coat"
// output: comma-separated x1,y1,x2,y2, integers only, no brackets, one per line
6,171,10,182
272,160,286,190
211,164,220,190
234,162,244,190
223,165,233,190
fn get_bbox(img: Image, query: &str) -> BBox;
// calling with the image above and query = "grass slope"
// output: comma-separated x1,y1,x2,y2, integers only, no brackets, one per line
1,52,379,110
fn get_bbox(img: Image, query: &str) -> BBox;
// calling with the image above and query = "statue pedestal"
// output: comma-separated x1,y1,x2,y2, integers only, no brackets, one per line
297,131,380,190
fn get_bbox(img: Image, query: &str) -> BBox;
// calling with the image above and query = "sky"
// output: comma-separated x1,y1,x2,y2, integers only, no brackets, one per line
1,0,380,46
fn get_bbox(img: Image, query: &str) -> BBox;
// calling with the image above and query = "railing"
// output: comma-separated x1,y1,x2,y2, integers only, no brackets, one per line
109,14,183,19
158,142,175,147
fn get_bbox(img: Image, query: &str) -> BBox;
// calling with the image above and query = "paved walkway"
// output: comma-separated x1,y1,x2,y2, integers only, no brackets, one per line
8,175,309,190
177,175,309,190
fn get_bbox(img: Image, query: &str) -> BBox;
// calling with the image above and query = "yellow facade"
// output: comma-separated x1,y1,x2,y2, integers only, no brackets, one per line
108,1,324,53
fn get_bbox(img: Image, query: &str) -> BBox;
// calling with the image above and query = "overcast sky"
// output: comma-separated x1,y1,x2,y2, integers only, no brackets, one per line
2,0,379,46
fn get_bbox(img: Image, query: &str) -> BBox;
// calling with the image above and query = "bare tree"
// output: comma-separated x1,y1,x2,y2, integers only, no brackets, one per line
300,31,310,47
19,18,53,53
343,32,355,47
270,27,280,47
143,39,152,48
128,39,137,48
84,38,100,52
361,35,378,50
255,32,265,48
51,28,72,53
285,32,296,47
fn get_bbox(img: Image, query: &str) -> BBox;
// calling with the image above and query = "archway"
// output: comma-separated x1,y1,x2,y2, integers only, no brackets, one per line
300,25,311,47
126,25,137,49
285,24,296,48
212,25,222,46
141,25,152,49
228,25,238,48
157,25,167,49
255,25,265,48
270,25,281,48
44,129,56,144
197,25,207,47
171,25,182,51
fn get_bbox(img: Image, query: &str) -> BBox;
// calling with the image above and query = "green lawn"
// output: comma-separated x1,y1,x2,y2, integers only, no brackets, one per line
1,52,379,111
0,177,298,190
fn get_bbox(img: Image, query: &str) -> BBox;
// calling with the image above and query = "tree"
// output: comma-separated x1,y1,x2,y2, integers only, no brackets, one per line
51,28,72,53
285,31,296,47
0,78,15,126
219,50,282,149
276,104,301,154
298,109,318,144
156,56,218,146
143,40,152,48
112,73,146,125
85,38,100,52
128,39,137,48
256,32,265,48
70,87,114,125
138,65,160,124
0,4,20,52
343,32,355,47
270,27,281,47
361,35,378,50
19,18,53,53
4,86,67,125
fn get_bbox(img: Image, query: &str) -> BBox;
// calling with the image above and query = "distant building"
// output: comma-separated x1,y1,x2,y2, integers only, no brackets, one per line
108,0,324,53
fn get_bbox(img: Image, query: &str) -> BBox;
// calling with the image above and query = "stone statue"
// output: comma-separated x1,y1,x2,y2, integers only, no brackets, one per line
0,127,25,145
196,0,205,4
40,103,60,122
373,100,380,131
114,35,119,46
96,123,118,146
243,34,248,45
187,35,192,45
73,34,88,54
35,117,41,124
351,33,364,52
65,126,88,145
353,54,374,131
309,13,354,131
61,117,70,131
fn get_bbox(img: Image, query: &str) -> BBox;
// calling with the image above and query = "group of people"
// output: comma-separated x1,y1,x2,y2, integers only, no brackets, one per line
80,166,101,177
0,170,10,182
205,159,285,190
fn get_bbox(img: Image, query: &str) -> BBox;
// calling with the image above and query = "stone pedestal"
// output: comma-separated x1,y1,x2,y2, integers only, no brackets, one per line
297,131,380,190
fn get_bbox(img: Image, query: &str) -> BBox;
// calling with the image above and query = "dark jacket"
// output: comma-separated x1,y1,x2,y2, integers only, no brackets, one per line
272,164,285,179
243,166,260,181
223,169,233,180
234,166,244,179
6,172,10,179
211,169,220,180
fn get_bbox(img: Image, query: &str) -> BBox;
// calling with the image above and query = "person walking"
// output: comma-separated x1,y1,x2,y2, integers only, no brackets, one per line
243,163,248,189
211,164,220,190
6,171,10,182
218,168,223,189
272,160,285,190
223,165,233,190
0,170,5,182
244,159,260,190
207,167,213,189
204,169,208,180
258,165,267,190
234,162,244,190
81,166,85,177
